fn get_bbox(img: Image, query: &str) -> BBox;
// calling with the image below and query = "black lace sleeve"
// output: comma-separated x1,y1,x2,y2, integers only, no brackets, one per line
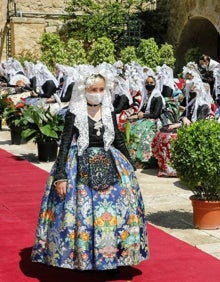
113,95,130,114
54,111,76,181
143,96,163,119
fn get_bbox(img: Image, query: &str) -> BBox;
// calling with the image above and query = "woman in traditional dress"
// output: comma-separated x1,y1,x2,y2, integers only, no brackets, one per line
31,65,149,273
125,75,164,168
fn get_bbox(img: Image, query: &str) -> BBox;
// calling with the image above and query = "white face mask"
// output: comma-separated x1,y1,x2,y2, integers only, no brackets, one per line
200,64,207,69
85,92,104,105
185,79,194,88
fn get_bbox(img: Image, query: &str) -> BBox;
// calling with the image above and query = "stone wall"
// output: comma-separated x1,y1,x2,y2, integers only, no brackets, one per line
0,0,8,60
0,0,67,61
158,0,220,46
157,0,220,72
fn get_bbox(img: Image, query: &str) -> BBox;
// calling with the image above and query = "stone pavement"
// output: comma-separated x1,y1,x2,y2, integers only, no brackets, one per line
0,125,220,260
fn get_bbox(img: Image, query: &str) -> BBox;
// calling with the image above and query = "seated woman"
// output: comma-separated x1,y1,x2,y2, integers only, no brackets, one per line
125,75,164,168
25,62,58,106
151,84,181,177
0,67,8,87
46,77,75,117
152,73,214,177
116,63,145,132
46,77,74,104
30,79,57,99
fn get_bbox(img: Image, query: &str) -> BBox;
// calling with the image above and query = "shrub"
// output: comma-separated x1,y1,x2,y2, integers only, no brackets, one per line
120,46,138,64
158,43,176,69
170,120,220,200
87,37,116,65
136,38,159,70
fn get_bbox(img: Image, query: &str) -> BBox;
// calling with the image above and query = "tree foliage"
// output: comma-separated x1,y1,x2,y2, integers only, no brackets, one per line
158,43,176,69
184,47,201,64
136,38,159,70
40,33,66,68
120,46,138,64
87,36,115,65
36,2,175,70
63,0,151,48
64,39,87,65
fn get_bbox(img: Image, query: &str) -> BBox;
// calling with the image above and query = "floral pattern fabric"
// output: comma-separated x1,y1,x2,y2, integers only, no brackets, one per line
125,118,161,163
151,131,177,177
31,145,148,270
77,147,119,191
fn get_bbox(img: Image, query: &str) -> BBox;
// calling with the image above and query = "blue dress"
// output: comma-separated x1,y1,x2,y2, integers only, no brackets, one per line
31,112,149,270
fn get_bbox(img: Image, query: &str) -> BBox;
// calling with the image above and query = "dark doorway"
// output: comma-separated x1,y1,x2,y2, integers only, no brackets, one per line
175,16,219,74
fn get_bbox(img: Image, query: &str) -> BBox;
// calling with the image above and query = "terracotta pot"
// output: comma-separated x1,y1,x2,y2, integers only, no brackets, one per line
190,196,220,230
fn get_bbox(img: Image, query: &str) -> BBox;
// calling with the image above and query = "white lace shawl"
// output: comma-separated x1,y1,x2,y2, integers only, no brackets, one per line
68,65,115,155
144,87,165,114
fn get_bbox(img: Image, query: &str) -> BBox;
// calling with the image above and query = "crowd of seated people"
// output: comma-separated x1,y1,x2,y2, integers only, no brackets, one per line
152,60,218,177
0,59,76,115
1,56,220,174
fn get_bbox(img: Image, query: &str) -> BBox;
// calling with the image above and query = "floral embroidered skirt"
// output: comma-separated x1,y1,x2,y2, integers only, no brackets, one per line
125,118,161,163
152,131,177,177
31,146,149,270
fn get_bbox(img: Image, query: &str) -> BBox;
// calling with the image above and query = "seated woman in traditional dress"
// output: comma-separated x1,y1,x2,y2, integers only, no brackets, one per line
125,75,165,168
152,69,214,177
116,62,145,132
46,76,75,117
27,62,58,104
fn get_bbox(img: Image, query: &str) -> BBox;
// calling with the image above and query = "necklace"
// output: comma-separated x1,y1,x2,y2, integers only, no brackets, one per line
87,103,101,115
94,120,103,136
87,102,100,107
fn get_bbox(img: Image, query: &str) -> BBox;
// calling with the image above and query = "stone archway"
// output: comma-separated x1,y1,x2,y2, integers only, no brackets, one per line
175,16,220,74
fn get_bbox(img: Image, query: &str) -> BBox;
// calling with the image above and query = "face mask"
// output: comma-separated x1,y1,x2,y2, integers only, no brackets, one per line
185,79,193,84
200,64,207,70
145,84,155,92
117,68,123,75
85,92,104,105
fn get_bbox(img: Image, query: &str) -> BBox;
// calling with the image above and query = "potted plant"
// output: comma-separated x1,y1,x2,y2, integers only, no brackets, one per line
3,98,26,144
20,104,64,162
0,94,13,130
170,119,220,229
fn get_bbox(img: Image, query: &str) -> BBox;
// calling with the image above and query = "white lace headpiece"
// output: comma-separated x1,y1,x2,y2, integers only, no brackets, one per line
144,75,166,114
68,64,115,155
34,61,59,89
158,64,175,91
23,61,36,79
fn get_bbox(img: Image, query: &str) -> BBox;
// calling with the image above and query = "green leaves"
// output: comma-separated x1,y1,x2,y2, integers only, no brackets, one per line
20,105,64,143
158,43,176,69
136,38,159,70
170,120,220,200
87,37,116,65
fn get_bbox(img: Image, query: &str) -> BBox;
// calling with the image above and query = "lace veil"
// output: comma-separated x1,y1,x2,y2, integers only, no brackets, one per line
68,64,115,155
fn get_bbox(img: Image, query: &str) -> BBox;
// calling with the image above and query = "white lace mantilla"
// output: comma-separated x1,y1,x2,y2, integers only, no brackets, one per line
68,64,115,155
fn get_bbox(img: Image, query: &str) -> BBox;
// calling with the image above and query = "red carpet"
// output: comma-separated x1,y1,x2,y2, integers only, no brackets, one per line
0,148,219,282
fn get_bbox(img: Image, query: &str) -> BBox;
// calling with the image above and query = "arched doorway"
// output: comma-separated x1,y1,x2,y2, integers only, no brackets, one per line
175,16,220,74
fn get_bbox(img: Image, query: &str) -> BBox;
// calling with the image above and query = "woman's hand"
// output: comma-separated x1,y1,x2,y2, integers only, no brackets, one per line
137,111,144,119
167,122,182,130
182,117,191,126
46,97,55,103
127,114,138,121
55,181,67,200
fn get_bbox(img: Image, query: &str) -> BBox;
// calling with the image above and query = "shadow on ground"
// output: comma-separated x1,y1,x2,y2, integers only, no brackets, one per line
11,153,40,163
19,247,142,282
147,210,194,229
